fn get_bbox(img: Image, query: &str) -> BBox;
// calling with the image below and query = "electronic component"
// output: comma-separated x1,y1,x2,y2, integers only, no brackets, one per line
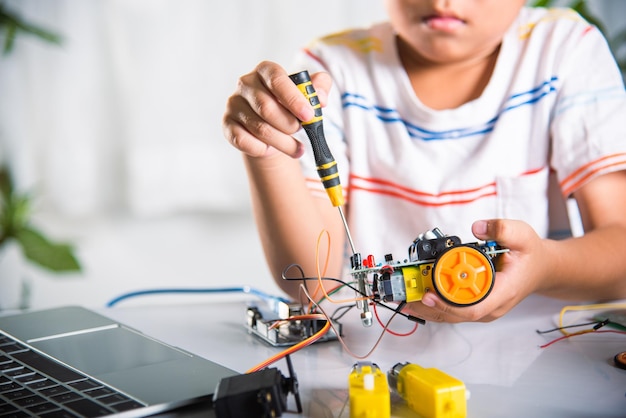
593,309,626,330
246,301,342,347
289,71,507,325
352,228,507,315
614,351,626,370
291,70,505,324
388,362,467,418
213,360,301,418
348,362,390,418
350,252,374,327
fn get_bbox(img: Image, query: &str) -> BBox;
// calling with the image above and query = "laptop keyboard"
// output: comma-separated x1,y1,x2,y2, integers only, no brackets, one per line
0,331,145,417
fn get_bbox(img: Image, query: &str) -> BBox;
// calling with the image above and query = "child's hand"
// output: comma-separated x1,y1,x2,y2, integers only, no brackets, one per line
408,219,548,323
222,61,333,159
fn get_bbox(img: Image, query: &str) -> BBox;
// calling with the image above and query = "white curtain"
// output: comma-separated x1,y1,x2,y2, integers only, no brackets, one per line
0,0,386,217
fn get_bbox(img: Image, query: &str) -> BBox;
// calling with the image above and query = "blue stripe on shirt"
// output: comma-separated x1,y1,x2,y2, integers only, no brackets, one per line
554,85,625,116
341,76,558,141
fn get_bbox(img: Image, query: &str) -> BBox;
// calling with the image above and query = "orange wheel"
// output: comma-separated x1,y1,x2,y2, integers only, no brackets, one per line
432,245,494,306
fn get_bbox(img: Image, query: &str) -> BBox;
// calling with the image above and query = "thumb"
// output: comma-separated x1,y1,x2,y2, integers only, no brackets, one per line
471,219,495,241
472,219,528,244
310,71,333,106
472,218,533,249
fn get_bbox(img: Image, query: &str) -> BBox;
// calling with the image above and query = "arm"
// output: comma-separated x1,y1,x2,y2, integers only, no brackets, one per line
411,170,626,323
244,153,346,297
540,170,626,299
223,61,346,298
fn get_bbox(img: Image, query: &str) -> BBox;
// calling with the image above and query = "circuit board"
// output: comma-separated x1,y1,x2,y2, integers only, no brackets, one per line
245,302,342,347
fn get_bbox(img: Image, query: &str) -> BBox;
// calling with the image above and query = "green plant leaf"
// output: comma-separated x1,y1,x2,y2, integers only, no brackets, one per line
15,226,81,272
0,165,31,243
2,194,31,234
532,0,552,8
1,19,16,55
0,166,13,200
0,2,62,55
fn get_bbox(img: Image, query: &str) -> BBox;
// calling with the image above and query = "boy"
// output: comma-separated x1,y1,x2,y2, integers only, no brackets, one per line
222,0,626,323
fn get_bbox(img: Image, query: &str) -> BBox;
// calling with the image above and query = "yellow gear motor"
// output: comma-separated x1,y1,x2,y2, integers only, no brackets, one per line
348,362,390,418
388,362,467,418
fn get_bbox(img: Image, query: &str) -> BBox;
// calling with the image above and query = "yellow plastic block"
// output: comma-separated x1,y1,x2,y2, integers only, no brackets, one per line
349,363,390,418
396,363,466,418
401,266,428,302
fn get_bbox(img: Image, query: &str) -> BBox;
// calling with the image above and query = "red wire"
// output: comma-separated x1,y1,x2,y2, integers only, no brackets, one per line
540,329,626,349
372,301,418,337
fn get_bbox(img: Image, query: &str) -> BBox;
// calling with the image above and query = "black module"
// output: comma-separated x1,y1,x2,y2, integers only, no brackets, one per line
213,368,295,417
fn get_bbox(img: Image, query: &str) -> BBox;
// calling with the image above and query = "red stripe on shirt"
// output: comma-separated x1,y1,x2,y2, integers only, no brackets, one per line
561,154,626,196
307,167,548,207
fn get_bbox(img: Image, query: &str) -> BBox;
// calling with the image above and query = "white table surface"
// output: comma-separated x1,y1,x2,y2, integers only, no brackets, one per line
99,293,626,417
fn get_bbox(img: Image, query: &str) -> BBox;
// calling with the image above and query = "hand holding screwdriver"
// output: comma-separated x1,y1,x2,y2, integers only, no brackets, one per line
289,70,357,256
288,71,344,208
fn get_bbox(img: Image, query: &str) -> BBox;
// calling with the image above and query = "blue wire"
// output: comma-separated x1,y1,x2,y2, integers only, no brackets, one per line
106,286,291,308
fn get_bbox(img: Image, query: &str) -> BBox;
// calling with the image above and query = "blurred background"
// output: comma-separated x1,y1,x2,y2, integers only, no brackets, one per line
0,0,624,311
0,0,388,310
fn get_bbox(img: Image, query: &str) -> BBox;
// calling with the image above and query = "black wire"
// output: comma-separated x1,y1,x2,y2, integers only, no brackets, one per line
281,264,310,313
282,263,307,287
283,355,302,413
331,304,355,321
281,267,426,324
536,319,610,334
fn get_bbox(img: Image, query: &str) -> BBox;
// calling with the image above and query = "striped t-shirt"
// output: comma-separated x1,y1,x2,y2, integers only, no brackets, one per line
293,7,626,263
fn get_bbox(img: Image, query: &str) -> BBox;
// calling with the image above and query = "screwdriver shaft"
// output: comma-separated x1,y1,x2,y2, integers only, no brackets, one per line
337,206,356,255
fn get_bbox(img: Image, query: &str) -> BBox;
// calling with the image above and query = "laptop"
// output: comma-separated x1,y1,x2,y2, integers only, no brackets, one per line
0,306,238,417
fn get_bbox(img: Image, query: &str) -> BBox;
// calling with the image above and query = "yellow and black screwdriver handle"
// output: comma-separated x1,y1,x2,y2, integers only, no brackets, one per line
289,70,344,208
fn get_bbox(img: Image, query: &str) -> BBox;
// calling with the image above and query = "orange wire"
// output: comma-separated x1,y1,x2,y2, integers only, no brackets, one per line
309,229,332,307
245,314,331,373
298,283,405,360
314,229,370,305
245,227,418,374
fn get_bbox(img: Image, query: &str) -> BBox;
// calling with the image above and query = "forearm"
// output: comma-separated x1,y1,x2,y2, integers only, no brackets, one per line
244,153,345,298
539,224,626,300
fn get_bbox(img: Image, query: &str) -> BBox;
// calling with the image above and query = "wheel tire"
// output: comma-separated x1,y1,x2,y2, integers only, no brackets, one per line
432,245,495,306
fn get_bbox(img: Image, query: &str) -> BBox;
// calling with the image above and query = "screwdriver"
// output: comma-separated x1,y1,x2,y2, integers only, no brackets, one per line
289,70,371,326
289,70,357,256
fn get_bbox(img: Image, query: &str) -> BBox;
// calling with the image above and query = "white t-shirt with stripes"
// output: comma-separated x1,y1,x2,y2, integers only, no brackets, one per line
293,7,626,263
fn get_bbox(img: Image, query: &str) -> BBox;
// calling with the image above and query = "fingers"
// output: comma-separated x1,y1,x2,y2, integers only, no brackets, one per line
222,94,302,158
416,292,498,323
403,220,545,324
309,71,333,107
411,292,517,323
223,63,302,158
413,219,545,323
254,61,315,123
472,218,537,251
223,61,332,159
